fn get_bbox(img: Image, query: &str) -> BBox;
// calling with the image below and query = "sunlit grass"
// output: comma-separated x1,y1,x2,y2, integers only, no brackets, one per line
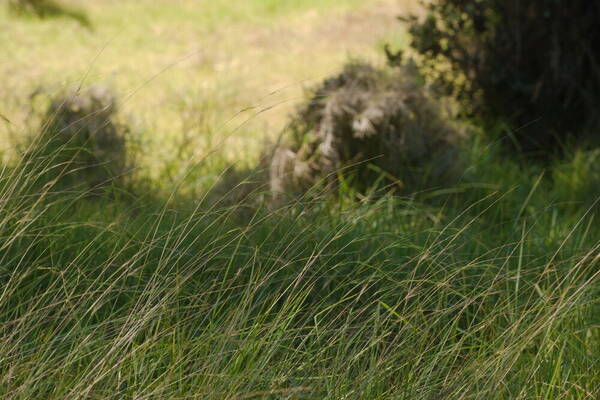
0,0,414,171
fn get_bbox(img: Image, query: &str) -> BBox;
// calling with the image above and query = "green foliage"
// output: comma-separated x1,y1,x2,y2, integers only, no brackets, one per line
552,148,600,209
8,0,92,28
402,0,600,156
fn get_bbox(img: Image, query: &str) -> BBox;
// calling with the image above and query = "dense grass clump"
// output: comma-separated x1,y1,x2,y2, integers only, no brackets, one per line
1,2,600,397
271,61,464,201
1,133,599,399
22,86,131,194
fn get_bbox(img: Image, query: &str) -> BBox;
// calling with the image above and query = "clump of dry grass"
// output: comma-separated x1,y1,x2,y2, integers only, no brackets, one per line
25,85,130,192
270,61,465,200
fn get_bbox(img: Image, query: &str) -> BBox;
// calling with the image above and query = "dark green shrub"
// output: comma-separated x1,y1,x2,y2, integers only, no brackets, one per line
402,0,600,156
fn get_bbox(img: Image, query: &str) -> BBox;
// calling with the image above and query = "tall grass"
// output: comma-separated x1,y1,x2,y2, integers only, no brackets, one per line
1,129,599,399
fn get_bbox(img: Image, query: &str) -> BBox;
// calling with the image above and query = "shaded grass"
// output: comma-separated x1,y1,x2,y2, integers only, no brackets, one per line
1,133,599,399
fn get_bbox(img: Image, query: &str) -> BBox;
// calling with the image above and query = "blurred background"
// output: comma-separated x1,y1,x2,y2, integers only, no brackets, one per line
1,0,417,172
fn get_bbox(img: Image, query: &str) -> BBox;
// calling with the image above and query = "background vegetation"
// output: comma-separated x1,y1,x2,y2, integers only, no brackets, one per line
1,1,599,398
402,0,600,156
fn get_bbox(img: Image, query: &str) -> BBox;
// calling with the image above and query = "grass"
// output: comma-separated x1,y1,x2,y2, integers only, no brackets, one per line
0,0,414,169
1,1,600,398
1,129,599,398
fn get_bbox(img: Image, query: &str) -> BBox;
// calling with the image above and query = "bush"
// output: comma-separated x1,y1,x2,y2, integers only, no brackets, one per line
402,0,600,156
24,85,130,193
270,62,464,201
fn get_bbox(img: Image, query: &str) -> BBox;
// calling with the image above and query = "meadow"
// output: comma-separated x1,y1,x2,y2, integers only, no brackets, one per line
0,0,413,168
1,1,599,399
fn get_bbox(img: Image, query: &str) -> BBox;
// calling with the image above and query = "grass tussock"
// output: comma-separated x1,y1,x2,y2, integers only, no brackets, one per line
271,61,465,202
22,85,131,194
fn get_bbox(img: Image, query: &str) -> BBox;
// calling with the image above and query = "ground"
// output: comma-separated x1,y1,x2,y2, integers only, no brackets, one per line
0,0,417,168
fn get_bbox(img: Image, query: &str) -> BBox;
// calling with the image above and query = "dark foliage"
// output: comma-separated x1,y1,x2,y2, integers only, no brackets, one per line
8,0,92,28
402,0,600,156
